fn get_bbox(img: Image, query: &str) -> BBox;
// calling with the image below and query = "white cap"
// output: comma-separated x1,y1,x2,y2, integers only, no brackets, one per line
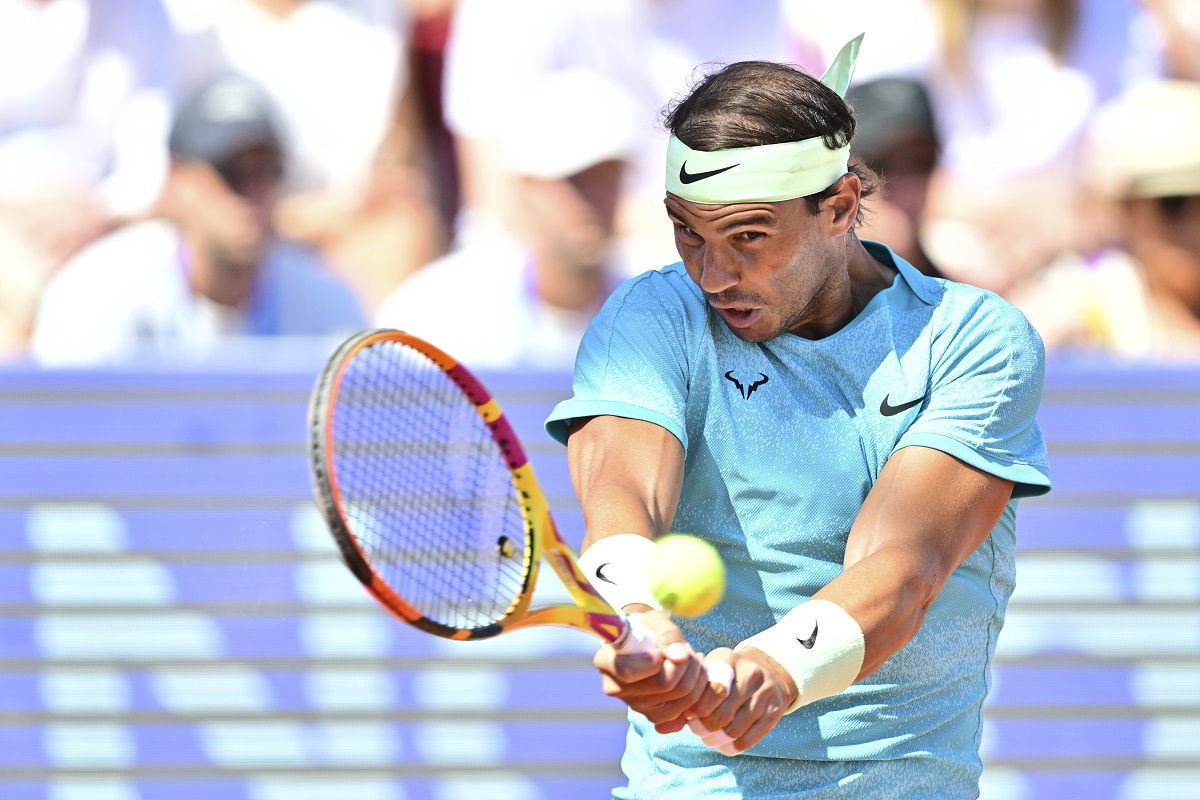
1085,80,1200,199
501,68,640,180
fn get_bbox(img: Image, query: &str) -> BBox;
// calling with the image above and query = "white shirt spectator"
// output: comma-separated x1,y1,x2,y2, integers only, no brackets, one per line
783,0,1165,184
32,220,366,366
375,234,593,372
0,0,176,217
443,0,787,269
163,0,410,196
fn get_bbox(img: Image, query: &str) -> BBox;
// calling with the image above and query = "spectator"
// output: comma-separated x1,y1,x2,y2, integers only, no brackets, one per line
163,0,446,314
375,69,637,370
784,0,1167,295
31,75,366,367
846,77,943,277
1142,0,1200,80
1015,80,1200,358
0,0,177,358
442,0,787,271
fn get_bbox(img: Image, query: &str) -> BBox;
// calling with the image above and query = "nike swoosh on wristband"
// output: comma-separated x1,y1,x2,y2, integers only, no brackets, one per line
679,161,739,184
879,394,926,416
594,563,618,585
797,622,818,650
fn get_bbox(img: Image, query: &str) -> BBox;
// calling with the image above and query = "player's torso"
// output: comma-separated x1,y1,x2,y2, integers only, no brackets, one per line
675,275,936,622
648,265,1015,769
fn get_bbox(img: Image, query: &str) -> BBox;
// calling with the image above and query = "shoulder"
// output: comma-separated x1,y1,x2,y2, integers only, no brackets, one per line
48,221,178,292
925,279,1047,385
936,279,1044,346
375,240,526,326
264,239,364,315
602,262,706,323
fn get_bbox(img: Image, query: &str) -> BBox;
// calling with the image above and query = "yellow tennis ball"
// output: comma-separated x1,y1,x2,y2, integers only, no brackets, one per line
647,534,726,617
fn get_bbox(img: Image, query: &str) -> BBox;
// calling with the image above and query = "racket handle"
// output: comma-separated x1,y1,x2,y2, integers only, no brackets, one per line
619,614,743,756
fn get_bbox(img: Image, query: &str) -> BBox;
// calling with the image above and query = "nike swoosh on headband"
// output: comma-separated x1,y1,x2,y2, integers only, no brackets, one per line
679,161,739,184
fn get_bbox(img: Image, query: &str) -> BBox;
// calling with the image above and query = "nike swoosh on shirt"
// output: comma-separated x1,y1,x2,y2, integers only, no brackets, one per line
678,161,739,184
879,394,926,417
595,563,618,585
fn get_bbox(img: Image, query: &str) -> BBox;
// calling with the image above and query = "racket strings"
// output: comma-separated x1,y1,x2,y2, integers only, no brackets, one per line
330,341,530,630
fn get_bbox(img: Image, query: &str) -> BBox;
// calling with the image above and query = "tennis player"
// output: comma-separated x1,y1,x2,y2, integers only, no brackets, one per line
545,36,1052,799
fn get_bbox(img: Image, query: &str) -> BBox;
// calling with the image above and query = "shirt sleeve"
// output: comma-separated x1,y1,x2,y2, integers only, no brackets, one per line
544,271,697,448
897,293,1052,498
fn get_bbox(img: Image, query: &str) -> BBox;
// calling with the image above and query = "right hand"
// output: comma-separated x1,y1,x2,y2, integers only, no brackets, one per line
594,606,711,733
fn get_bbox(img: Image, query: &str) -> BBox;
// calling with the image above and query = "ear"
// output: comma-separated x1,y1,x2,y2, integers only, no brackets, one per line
822,173,861,237
157,163,192,218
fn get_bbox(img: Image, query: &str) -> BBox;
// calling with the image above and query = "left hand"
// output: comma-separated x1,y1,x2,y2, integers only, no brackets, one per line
684,646,797,752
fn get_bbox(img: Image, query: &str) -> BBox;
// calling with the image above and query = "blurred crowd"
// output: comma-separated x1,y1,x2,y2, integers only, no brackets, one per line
4,0,1200,369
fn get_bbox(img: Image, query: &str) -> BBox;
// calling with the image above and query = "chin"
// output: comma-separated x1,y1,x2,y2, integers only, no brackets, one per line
726,324,777,344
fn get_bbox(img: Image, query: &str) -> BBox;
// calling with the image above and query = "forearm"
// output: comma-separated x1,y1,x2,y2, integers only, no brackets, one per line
739,447,1014,711
811,542,941,679
580,482,668,549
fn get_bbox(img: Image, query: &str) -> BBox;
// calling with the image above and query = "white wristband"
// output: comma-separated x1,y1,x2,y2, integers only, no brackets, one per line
735,599,865,714
577,534,664,613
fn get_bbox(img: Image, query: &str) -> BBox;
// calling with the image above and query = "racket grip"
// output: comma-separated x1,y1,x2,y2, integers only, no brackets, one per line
618,614,742,756
686,660,741,756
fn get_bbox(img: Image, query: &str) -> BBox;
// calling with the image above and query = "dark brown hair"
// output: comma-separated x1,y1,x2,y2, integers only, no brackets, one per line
663,60,878,221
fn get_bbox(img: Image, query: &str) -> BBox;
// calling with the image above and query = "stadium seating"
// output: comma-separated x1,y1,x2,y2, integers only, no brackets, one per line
0,351,1196,800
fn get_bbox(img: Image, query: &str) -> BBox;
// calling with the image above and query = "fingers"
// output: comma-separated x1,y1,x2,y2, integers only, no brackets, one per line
645,655,711,728
687,648,790,755
720,686,788,751
632,609,693,664
594,642,662,686
686,649,735,720
595,611,711,723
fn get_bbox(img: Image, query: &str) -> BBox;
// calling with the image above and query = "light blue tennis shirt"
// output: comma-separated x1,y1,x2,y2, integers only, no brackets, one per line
545,242,1051,795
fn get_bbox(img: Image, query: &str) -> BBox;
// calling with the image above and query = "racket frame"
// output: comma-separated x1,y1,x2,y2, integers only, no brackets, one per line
308,328,628,645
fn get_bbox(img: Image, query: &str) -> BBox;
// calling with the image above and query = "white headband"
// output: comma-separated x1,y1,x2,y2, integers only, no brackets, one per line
665,34,863,204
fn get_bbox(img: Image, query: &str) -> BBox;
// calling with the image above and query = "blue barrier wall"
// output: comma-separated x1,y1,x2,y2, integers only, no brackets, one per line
0,353,1197,800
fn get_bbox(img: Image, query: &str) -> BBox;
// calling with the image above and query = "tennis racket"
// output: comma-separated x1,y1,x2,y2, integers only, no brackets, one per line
306,329,738,753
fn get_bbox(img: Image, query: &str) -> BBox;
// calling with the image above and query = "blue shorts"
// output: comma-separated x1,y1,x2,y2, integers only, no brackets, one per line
614,729,980,800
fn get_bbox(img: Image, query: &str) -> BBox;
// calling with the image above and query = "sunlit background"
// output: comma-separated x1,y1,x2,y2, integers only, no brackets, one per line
1,1,1199,799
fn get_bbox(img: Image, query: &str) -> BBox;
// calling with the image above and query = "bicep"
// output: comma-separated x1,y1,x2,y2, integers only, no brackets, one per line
566,416,685,549
846,445,1015,587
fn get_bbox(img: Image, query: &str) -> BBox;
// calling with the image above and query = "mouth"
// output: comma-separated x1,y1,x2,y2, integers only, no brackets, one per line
710,304,761,329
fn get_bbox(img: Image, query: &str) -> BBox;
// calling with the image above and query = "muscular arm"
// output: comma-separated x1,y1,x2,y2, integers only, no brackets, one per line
693,444,1016,749
568,415,710,729
728,443,1015,715
568,415,684,548
818,444,1015,679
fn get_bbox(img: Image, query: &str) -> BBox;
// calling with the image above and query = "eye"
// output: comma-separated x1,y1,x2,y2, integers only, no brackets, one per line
738,231,765,242
674,225,702,243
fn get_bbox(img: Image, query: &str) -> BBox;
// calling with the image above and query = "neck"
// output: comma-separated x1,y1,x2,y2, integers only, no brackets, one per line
532,249,606,313
790,236,894,339
1134,239,1200,321
184,234,255,309
251,0,301,19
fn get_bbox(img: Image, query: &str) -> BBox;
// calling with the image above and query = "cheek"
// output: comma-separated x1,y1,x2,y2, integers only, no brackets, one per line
1179,209,1200,255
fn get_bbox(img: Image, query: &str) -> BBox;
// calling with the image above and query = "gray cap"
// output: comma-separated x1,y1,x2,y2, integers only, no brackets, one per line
169,75,281,166
846,77,938,168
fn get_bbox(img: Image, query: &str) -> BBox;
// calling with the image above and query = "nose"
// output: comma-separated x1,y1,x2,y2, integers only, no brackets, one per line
697,247,739,295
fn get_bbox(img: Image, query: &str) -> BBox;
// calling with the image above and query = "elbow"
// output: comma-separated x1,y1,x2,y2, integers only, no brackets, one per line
876,544,949,631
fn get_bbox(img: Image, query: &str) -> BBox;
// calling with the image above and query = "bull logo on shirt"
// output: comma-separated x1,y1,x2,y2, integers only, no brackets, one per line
724,370,769,400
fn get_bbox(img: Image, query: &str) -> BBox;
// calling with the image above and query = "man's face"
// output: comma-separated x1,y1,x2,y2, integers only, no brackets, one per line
1137,193,1200,312
665,192,844,342
521,160,624,275
172,144,283,272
